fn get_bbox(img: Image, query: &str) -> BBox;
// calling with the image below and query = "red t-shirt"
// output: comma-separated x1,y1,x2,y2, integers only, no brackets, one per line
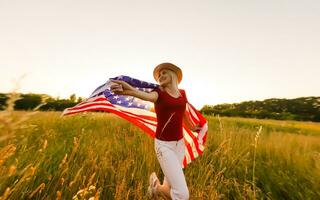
152,87,188,141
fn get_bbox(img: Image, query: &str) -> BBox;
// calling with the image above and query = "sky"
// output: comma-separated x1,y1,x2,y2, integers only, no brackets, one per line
1,0,320,109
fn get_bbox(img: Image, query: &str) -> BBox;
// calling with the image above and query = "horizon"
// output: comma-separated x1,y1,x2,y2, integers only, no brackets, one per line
1,0,320,110
1,90,319,109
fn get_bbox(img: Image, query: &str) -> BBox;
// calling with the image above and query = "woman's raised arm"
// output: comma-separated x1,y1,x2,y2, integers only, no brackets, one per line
110,80,158,103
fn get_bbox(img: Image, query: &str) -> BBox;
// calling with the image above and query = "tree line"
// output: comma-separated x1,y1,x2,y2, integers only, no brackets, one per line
200,97,320,122
1,93,320,122
0,93,82,111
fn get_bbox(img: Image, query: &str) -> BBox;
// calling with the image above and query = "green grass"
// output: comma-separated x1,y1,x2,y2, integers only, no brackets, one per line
0,111,319,199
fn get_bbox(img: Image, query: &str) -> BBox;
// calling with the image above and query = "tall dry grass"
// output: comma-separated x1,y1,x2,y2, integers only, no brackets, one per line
0,95,319,199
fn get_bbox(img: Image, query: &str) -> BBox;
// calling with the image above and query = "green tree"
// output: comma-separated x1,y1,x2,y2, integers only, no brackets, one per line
69,94,76,102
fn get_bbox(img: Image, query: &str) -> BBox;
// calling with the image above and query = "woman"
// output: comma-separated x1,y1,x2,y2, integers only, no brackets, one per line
110,63,201,200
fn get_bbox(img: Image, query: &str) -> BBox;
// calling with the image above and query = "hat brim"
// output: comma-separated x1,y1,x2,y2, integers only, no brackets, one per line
153,63,183,84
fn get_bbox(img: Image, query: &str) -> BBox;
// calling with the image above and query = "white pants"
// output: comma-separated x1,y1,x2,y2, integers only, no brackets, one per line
154,138,189,200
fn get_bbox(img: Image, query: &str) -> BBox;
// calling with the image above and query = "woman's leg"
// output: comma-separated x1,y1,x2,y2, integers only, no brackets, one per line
154,139,189,200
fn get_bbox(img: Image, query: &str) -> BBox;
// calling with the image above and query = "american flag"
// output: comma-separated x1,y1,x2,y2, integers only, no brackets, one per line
62,75,208,168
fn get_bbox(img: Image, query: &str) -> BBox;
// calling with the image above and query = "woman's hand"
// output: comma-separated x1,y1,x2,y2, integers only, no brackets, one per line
110,80,136,95
190,125,202,132
184,111,202,132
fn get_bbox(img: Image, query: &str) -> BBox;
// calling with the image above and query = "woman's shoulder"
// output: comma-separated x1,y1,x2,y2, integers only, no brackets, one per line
179,88,186,95
152,86,162,92
179,89,188,101
151,87,164,96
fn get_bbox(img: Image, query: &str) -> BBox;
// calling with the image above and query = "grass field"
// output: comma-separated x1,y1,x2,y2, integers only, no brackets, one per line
0,110,319,199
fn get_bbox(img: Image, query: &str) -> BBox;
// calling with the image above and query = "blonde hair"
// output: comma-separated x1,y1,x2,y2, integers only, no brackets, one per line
159,69,182,97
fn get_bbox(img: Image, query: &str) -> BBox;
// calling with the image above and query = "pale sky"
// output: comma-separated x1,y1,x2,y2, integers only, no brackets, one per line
1,0,320,109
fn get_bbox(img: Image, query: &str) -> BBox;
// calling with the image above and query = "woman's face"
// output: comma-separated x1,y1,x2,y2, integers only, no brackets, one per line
157,69,172,87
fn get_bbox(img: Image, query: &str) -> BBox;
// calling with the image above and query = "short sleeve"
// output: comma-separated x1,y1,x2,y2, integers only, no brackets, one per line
151,87,160,95
151,87,161,103
180,89,188,102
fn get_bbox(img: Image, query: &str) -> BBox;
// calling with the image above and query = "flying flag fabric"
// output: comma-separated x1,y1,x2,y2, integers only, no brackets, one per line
62,75,208,168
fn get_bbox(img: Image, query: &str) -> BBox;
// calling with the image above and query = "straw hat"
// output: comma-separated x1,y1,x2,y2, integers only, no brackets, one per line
153,63,183,83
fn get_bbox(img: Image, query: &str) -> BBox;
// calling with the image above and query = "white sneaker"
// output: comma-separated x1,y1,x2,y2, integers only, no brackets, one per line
147,172,159,199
